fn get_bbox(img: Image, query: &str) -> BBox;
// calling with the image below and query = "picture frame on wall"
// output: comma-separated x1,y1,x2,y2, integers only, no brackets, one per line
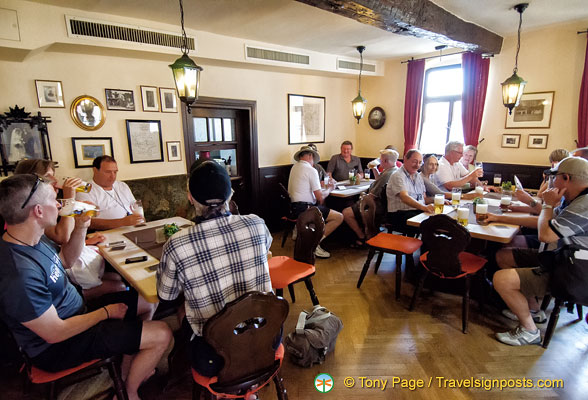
501,134,521,148
505,91,555,129
126,119,163,163
104,89,135,111
71,137,113,168
140,86,159,112
166,141,182,161
35,80,65,108
527,134,549,149
287,94,326,144
159,88,178,113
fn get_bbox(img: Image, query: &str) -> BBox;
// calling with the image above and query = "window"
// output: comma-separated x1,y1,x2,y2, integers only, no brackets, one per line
417,64,463,154
191,115,238,174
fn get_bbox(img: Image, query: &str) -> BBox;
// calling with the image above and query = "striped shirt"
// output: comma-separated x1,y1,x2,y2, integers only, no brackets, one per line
550,191,588,250
386,167,427,213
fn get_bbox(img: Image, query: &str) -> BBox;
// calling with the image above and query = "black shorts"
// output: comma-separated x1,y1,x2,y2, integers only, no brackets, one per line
386,210,421,235
291,202,331,220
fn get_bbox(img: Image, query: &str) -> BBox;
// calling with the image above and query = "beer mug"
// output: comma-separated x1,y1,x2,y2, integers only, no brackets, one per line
451,188,461,207
434,194,444,214
131,200,146,226
58,199,99,217
475,203,489,225
500,195,512,211
494,173,502,186
475,185,484,195
57,177,92,193
457,207,469,227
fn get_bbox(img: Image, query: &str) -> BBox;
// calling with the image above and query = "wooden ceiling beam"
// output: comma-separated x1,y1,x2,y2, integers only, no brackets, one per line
295,0,503,54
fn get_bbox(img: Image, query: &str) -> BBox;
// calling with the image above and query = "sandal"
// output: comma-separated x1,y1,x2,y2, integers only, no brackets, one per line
350,238,366,249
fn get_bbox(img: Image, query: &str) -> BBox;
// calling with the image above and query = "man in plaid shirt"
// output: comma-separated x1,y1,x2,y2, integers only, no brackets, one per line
157,160,272,376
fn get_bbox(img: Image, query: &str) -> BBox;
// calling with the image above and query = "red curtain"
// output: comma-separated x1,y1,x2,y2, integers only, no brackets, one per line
403,59,425,156
461,52,490,146
579,37,588,148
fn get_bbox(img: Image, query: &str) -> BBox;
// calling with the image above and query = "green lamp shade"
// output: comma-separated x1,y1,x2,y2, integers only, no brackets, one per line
169,53,203,105
501,72,527,115
352,92,367,123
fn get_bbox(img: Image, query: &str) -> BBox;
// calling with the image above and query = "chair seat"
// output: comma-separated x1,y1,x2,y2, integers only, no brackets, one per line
366,232,422,254
29,359,102,384
269,256,315,288
420,251,487,279
281,216,297,223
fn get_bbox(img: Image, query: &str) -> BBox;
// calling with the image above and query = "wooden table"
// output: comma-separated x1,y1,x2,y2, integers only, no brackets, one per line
98,216,193,303
330,179,373,198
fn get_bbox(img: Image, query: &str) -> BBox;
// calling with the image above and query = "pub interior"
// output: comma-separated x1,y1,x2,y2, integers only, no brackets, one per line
1,0,588,399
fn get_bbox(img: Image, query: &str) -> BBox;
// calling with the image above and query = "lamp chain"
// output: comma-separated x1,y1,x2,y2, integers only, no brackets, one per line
179,0,188,55
514,8,522,74
358,50,363,93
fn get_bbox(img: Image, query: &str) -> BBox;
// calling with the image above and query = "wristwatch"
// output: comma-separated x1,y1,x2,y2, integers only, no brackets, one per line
529,199,539,208
542,204,553,210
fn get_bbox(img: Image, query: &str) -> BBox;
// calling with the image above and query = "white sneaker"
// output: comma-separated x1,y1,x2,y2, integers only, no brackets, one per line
495,325,541,346
291,226,297,241
501,309,547,324
314,245,330,258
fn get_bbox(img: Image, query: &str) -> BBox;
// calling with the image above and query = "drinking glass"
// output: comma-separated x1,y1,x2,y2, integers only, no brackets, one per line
457,207,469,227
500,195,512,211
434,194,444,214
131,200,146,226
474,184,484,195
475,203,489,225
364,169,371,181
494,173,502,186
451,188,461,207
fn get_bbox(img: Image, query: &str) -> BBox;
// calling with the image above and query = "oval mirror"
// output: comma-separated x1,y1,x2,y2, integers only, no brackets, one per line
70,95,106,131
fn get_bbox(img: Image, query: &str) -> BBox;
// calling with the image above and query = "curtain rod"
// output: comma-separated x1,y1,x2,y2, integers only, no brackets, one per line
578,29,588,34
400,51,493,64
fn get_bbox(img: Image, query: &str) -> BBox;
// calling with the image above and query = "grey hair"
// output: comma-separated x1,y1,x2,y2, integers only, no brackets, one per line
464,145,478,156
445,141,464,155
192,193,233,219
380,149,399,164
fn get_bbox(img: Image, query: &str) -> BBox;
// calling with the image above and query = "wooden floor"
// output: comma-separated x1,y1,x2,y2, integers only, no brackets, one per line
1,231,587,399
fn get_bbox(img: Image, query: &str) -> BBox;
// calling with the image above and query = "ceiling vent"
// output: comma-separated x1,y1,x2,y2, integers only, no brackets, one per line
65,16,194,50
245,45,310,66
337,59,376,73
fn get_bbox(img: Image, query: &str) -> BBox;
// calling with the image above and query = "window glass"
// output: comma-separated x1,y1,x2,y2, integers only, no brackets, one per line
419,102,450,154
426,67,462,97
209,118,223,141
449,101,463,143
193,118,207,142
223,118,234,141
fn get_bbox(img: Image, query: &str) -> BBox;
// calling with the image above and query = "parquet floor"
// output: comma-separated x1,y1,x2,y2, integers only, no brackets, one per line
1,231,587,399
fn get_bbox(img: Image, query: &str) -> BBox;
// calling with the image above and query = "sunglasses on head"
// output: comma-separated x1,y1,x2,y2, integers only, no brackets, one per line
21,174,46,209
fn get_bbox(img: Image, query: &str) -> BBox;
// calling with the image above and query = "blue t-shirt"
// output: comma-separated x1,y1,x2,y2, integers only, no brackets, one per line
0,236,83,357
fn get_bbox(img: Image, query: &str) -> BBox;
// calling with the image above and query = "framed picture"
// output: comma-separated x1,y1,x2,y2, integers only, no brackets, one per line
70,95,106,131
166,141,182,161
71,137,113,168
140,86,159,112
104,89,135,111
159,88,178,113
35,80,65,108
527,134,549,149
125,119,163,163
501,134,521,148
287,94,325,144
505,91,555,129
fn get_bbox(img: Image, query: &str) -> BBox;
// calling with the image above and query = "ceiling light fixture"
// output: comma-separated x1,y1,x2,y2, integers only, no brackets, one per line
169,0,203,113
351,46,367,123
501,3,528,115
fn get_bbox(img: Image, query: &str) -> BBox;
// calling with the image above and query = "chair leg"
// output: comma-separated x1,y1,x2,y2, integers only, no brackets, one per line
276,288,284,298
462,275,471,334
304,278,319,306
281,225,291,248
273,371,288,400
543,298,564,348
48,382,56,400
576,304,583,321
395,252,402,301
373,251,385,275
357,248,376,288
540,295,552,311
287,284,296,303
106,360,128,400
410,267,427,311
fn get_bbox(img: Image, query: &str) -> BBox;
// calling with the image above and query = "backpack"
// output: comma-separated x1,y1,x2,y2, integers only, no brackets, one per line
284,305,343,367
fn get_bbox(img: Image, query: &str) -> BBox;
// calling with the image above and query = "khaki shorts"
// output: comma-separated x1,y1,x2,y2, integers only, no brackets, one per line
516,268,550,298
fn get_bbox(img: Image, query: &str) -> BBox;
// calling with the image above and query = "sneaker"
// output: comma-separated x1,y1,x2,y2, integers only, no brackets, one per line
501,309,547,324
291,226,297,241
495,325,541,346
314,245,331,258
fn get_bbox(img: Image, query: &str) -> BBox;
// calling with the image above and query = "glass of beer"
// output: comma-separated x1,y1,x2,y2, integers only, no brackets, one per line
364,169,371,181
500,195,512,211
457,207,469,227
57,177,92,193
434,194,444,214
475,203,489,225
451,188,461,207
58,199,99,217
494,173,502,186
475,184,484,196
131,200,146,226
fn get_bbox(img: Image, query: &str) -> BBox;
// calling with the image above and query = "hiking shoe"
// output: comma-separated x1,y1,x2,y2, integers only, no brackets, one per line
496,325,541,346
314,245,330,258
291,226,297,241
501,309,547,324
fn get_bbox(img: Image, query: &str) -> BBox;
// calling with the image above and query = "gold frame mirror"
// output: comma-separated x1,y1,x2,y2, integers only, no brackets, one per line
70,95,106,131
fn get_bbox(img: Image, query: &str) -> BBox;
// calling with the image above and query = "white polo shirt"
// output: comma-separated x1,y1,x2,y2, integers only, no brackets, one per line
288,160,321,203
435,156,469,191
76,180,136,220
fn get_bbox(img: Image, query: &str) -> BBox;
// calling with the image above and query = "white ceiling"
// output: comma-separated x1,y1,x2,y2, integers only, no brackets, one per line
29,0,588,60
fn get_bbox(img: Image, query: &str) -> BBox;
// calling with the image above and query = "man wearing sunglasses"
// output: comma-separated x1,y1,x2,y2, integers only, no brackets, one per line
0,175,172,400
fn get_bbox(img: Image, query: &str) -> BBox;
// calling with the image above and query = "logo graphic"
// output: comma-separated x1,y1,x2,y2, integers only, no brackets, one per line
314,373,334,393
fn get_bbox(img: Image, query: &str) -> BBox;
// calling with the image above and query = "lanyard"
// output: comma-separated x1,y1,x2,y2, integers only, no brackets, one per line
103,185,131,215
402,168,423,201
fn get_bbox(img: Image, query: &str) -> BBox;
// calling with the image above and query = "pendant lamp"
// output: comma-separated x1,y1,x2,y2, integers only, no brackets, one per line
501,3,528,114
352,46,367,123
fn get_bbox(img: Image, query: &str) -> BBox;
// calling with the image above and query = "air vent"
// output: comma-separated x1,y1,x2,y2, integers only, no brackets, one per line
245,45,310,65
338,59,376,73
66,16,194,50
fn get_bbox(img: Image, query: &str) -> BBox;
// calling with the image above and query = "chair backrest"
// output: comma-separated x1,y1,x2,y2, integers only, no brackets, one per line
359,194,380,240
420,214,471,277
203,292,289,384
229,200,239,215
277,182,293,217
294,207,325,265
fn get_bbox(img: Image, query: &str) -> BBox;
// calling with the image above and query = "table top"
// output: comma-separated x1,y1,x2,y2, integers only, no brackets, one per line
330,179,373,198
98,216,193,303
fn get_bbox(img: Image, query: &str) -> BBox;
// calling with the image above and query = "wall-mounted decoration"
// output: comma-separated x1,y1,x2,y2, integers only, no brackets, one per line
0,106,52,176
288,94,325,144
159,88,178,113
71,137,113,168
501,133,521,148
505,91,555,129
140,86,159,112
70,95,106,131
35,80,65,108
105,89,135,111
166,141,182,161
368,107,386,129
527,134,549,149
126,119,163,163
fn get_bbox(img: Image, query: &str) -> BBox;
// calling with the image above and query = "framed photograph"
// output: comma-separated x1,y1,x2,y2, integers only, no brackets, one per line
126,119,163,163
159,88,178,113
527,134,549,149
505,91,555,129
140,86,159,112
501,134,521,148
35,80,65,108
71,137,113,168
104,89,135,111
288,94,325,144
166,141,182,161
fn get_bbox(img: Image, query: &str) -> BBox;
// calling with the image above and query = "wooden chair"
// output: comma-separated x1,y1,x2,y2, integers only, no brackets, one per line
356,194,423,300
277,183,297,247
409,214,487,333
268,207,323,305
192,292,289,399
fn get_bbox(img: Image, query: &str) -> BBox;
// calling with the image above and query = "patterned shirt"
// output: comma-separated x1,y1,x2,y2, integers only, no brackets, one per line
327,154,362,181
386,167,427,213
157,214,272,336
551,190,588,250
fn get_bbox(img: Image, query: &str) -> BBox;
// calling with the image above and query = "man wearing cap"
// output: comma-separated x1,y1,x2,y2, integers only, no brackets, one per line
288,146,343,258
157,160,273,376
492,156,588,346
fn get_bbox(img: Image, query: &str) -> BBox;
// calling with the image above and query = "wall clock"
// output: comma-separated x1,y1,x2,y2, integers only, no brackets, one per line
368,107,386,129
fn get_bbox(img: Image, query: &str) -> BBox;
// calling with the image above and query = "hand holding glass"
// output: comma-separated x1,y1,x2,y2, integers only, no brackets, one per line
131,200,146,226
475,203,489,225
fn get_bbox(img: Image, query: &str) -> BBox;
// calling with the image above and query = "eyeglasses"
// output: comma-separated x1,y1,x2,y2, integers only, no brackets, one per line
21,174,45,209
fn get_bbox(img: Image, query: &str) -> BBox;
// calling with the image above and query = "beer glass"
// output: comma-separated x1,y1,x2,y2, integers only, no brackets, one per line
451,188,461,207
475,203,489,225
500,195,512,211
58,199,99,217
131,200,146,226
434,194,444,214
457,207,469,227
